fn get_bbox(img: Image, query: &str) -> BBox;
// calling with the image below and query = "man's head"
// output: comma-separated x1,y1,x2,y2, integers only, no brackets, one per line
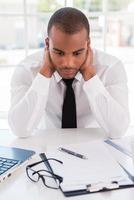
46,7,90,79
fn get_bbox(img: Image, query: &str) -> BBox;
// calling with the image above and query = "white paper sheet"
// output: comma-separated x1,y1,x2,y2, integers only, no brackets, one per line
46,141,133,192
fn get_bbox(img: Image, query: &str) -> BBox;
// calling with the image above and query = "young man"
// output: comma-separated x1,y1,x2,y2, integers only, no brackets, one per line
8,7,129,138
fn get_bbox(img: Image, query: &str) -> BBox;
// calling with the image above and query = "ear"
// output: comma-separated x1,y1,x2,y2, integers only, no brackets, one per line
45,37,49,50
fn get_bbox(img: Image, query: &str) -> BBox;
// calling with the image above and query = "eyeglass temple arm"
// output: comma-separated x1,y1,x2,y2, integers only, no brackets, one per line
26,154,63,168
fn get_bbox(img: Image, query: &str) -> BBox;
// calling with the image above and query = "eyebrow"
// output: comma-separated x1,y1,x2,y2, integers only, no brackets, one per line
53,48,85,54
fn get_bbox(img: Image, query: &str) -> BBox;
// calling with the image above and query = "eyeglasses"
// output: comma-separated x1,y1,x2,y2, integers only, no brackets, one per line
26,158,63,189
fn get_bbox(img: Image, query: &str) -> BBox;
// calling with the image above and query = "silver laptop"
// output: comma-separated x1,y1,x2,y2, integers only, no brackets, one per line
0,146,35,182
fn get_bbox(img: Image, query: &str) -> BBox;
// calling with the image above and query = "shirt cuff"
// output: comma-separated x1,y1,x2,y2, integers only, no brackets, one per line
31,72,51,96
83,74,106,98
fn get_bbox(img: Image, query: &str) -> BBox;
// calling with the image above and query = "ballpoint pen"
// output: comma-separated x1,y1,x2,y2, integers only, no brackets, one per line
58,147,87,159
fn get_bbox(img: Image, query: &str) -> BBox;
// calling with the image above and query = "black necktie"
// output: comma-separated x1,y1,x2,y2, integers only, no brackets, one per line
62,78,77,128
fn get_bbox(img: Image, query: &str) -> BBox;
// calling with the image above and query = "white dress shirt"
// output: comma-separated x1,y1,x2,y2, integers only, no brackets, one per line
8,49,130,138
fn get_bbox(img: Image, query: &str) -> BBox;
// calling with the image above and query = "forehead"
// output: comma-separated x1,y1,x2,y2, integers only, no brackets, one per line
49,26,88,51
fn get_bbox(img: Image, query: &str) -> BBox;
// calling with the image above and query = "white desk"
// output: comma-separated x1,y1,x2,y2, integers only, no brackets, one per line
0,127,134,200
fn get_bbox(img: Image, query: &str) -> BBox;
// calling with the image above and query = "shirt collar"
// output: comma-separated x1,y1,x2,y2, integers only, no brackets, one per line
54,71,82,83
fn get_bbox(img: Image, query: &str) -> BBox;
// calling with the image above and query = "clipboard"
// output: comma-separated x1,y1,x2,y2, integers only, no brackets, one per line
105,139,134,181
41,141,134,197
105,139,133,157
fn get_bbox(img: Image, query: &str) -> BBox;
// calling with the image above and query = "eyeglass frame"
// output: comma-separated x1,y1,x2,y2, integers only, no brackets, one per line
26,158,63,189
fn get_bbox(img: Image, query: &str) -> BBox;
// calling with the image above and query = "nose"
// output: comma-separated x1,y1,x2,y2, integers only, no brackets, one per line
62,55,74,68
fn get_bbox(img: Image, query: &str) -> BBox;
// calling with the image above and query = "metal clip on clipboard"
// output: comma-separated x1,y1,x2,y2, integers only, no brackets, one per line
86,181,119,192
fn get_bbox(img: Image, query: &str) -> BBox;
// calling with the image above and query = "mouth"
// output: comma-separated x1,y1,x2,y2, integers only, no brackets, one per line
62,71,76,79
62,69,77,75
63,70,76,74
57,68,78,78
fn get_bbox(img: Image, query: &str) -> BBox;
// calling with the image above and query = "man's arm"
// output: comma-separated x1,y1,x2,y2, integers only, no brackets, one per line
8,49,55,138
80,50,129,138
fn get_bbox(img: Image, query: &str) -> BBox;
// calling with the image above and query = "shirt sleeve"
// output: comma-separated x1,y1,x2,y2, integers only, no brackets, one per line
8,66,50,138
83,61,130,138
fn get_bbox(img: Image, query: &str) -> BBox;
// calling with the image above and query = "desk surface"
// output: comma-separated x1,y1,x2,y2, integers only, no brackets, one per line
0,127,134,200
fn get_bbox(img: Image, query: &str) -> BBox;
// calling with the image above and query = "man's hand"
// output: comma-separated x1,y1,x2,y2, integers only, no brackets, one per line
80,47,96,81
39,48,55,78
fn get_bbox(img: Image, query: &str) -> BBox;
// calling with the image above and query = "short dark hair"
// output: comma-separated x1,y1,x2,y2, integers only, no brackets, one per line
47,7,90,37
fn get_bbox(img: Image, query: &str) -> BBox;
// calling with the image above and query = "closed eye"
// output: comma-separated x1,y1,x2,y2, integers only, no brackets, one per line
73,51,82,56
54,51,64,56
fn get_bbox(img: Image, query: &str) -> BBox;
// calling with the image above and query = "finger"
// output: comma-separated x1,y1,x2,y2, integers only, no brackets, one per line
89,48,93,64
43,47,50,61
88,46,92,53
45,46,49,51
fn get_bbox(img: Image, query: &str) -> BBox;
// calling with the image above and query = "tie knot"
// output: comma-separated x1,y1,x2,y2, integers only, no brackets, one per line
62,78,74,87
